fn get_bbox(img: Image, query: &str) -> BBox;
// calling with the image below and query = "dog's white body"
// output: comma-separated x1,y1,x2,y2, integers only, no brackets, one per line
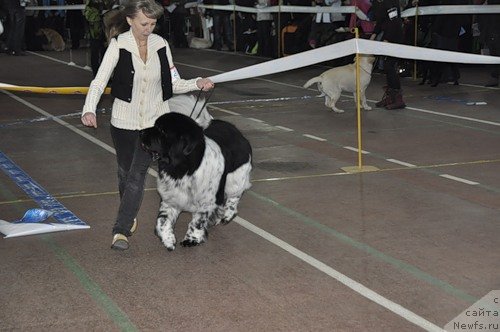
303,55,375,113
168,93,212,129
156,137,251,250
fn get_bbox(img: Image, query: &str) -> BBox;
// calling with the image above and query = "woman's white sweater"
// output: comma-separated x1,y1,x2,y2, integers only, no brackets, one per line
82,29,201,130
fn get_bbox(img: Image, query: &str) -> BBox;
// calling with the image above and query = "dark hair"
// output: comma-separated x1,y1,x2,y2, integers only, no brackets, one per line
122,0,164,20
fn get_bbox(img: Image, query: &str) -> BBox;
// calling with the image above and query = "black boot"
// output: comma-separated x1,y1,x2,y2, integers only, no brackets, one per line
375,86,392,108
385,89,406,110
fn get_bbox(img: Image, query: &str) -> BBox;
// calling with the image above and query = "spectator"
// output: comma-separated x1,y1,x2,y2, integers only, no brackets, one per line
205,0,233,51
347,0,374,38
42,0,66,37
476,0,500,87
370,0,406,110
255,0,272,56
166,0,189,47
428,0,469,87
66,0,85,49
4,0,28,55
84,0,115,76
308,0,345,49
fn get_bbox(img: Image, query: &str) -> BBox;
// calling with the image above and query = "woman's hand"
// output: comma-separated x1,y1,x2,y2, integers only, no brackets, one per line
81,112,97,128
196,78,215,91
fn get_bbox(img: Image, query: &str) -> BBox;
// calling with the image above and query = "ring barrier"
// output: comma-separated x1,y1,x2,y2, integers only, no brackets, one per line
2,36,499,93
209,38,500,83
0,83,111,95
1,38,499,92
2,35,499,172
25,4,500,19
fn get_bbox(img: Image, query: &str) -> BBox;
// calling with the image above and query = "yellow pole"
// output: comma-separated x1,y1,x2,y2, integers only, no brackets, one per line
0,85,111,95
354,27,363,170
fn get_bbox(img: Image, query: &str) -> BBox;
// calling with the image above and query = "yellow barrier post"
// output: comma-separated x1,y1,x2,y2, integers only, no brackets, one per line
0,84,111,95
341,28,378,174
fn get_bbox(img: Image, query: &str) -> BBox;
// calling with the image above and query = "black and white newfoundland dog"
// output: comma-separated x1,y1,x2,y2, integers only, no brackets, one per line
140,96,252,251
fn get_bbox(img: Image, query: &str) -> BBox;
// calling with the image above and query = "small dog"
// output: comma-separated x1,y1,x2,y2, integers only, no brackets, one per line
37,28,65,51
141,112,252,251
303,55,375,113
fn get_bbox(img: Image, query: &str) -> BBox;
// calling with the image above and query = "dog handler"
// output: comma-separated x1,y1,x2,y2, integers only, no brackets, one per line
369,0,406,110
81,0,214,250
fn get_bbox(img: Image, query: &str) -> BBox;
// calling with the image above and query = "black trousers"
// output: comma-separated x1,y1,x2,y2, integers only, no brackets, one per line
90,38,105,77
384,56,401,90
487,34,500,79
110,125,152,236
7,7,26,53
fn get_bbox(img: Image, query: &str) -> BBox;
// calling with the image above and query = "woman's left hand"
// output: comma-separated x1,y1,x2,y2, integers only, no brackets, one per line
196,78,215,91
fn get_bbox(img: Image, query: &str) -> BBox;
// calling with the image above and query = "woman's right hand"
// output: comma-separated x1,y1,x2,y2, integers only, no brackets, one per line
81,112,97,128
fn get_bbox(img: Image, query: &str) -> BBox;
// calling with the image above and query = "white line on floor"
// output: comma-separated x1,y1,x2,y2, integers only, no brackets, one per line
235,216,445,332
4,87,444,332
303,134,327,141
344,146,370,154
28,51,92,71
439,174,479,185
275,125,294,132
406,106,500,127
208,105,240,115
386,159,417,167
248,117,265,123
1,90,159,179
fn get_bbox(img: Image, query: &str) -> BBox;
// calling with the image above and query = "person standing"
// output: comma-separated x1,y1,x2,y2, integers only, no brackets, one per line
477,0,500,87
84,0,115,76
81,0,214,250
370,0,405,109
206,0,234,51
5,0,28,55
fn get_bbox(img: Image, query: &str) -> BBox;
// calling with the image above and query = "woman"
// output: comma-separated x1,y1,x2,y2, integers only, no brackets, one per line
81,0,214,250
370,0,405,110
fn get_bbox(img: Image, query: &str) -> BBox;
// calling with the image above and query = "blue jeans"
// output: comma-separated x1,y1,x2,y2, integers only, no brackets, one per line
110,125,152,236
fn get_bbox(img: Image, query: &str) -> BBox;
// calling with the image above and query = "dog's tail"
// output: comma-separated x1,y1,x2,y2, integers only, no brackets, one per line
303,76,322,89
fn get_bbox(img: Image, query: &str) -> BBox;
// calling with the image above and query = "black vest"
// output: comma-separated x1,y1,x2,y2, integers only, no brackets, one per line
111,46,173,103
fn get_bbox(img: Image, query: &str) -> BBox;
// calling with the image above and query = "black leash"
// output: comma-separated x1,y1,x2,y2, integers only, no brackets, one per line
189,87,215,120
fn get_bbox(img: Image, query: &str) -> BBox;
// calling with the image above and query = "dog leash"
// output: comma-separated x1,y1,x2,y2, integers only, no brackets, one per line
189,88,215,120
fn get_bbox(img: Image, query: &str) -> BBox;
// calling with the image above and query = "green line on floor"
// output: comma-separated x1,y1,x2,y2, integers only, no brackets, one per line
248,190,477,304
43,235,138,332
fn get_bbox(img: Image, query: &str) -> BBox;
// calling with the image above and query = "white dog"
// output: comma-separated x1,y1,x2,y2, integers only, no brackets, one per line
303,55,375,113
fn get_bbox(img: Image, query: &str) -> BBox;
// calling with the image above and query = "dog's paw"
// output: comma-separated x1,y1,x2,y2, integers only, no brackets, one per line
163,234,177,251
180,229,207,247
180,238,203,247
332,108,345,113
221,212,237,225
364,106,372,111
156,227,177,251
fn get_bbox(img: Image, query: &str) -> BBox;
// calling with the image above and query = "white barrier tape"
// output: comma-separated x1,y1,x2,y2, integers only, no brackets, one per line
200,4,368,21
26,4,85,10
210,38,354,83
25,4,500,18
199,4,356,13
209,39,500,84
401,4,500,18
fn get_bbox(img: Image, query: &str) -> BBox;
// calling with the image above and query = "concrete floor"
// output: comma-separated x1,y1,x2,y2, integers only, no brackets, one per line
0,46,499,331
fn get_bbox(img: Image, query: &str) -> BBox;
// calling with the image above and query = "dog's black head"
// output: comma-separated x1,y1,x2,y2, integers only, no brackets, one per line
141,112,205,179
